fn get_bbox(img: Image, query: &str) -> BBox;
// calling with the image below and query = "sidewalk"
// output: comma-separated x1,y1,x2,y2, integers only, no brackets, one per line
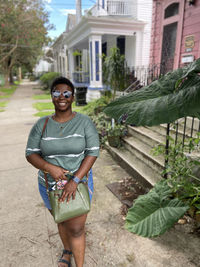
0,81,200,267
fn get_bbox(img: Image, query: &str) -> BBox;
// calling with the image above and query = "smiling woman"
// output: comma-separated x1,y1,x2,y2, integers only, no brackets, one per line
26,76,99,267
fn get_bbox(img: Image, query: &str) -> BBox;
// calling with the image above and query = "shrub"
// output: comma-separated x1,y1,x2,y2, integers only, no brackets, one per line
40,72,60,90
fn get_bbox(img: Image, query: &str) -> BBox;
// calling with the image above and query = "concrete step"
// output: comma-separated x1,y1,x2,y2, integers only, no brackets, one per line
150,118,199,141
122,136,165,175
128,125,165,148
105,141,163,187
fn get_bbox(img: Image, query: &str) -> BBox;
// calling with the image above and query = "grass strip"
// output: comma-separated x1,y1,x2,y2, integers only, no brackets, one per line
0,101,8,107
34,111,54,117
32,94,51,100
33,102,54,111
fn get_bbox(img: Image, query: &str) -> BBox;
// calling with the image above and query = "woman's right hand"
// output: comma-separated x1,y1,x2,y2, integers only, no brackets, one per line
44,163,69,182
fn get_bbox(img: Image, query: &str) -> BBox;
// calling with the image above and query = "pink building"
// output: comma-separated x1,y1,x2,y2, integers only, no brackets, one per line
150,0,200,73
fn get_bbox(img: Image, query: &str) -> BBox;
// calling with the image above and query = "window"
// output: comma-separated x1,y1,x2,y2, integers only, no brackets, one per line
164,3,179,19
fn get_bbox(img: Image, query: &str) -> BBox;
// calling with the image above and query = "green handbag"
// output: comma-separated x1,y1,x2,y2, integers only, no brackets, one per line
41,117,90,224
49,182,90,223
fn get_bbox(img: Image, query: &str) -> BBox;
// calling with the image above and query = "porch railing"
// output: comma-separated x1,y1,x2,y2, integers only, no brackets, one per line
72,71,89,84
107,0,133,16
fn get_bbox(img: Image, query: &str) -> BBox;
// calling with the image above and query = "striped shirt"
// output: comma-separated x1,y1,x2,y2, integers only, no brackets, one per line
26,113,99,188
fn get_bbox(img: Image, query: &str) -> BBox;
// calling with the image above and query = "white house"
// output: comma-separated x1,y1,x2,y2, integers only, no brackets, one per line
34,47,53,76
52,0,152,101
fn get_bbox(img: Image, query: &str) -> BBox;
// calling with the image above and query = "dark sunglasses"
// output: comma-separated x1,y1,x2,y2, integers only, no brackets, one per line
52,90,72,98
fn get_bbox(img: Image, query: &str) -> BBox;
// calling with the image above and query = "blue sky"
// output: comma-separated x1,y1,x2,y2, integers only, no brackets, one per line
44,0,95,39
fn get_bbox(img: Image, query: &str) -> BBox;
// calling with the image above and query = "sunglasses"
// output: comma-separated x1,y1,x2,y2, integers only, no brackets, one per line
52,90,72,98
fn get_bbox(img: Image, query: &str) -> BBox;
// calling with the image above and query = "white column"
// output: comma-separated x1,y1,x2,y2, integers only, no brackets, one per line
88,35,103,89
68,48,75,81
135,31,144,67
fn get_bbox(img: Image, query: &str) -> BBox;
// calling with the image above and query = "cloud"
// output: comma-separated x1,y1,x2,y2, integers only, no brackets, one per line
45,4,53,11
44,0,52,3
59,9,76,16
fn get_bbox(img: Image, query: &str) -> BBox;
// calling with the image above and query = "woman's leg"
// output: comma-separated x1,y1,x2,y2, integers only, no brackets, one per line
58,214,87,267
58,223,72,266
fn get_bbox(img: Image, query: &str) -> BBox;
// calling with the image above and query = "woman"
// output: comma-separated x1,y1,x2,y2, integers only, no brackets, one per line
26,77,99,267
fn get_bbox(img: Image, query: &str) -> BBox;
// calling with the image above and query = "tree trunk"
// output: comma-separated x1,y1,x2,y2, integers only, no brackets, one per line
9,68,14,84
4,67,11,87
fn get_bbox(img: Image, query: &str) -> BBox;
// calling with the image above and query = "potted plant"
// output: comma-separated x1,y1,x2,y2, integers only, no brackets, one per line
107,120,126,148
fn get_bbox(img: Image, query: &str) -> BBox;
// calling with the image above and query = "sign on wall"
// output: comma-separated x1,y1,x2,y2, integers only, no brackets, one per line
185,35,195,52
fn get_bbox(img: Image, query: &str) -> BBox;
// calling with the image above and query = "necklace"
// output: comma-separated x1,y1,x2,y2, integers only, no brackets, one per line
52,112,76,136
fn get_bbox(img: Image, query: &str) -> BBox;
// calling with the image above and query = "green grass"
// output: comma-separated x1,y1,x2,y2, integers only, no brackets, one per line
32,94,51,100
0,101,8,107
33,102,54,111
0,85,17,99
0,109,5,112
34,111,54,117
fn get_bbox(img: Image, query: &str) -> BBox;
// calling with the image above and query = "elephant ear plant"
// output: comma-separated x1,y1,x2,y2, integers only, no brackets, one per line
104,59,200,237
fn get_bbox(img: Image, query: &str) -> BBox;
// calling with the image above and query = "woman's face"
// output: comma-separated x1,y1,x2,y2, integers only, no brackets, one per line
51,83,74,112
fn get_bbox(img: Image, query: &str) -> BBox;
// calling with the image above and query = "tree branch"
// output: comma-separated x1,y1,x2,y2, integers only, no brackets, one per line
0,35,19,64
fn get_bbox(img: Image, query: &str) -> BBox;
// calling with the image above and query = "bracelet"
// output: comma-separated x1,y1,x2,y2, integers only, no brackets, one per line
72,176,81,184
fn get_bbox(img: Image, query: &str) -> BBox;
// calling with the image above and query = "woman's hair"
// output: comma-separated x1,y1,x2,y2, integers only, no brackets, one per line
50,76,75,95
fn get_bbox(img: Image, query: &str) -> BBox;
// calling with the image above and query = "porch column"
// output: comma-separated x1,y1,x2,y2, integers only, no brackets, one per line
68,48,75,81
88,34,103,100
135,31,143,67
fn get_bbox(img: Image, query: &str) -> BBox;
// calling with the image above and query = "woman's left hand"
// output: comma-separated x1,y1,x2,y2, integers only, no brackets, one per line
59,180,78,202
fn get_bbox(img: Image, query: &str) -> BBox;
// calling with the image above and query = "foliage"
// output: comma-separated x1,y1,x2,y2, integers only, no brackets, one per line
125,180,189,237
107,123,127,137
153,133,200,215
104,58,200,126
39,72,60,90
90,112,110,147
0,0,53,86
103,47,128,99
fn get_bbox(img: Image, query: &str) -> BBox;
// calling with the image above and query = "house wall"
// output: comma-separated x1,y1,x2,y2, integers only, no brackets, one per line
180,0,200,66
150,0,200,69
136,0,152,66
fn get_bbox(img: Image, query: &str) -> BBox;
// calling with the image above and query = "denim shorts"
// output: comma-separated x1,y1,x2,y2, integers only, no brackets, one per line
38,169,94,210
38,182,52,210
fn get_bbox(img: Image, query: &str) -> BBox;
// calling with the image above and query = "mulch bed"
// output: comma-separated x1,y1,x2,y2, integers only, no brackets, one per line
106,176,149,217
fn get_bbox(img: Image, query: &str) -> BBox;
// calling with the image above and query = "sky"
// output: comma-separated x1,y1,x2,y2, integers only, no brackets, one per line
43,0,96,40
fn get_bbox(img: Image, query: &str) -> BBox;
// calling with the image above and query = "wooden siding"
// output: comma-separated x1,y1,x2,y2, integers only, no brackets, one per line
150,0,200,69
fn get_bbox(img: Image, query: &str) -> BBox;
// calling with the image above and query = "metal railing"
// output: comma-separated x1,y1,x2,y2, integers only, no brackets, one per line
72,71,89,84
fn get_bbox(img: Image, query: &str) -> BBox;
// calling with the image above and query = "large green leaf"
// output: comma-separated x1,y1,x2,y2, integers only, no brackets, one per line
104,59,200,126
125,180,189,237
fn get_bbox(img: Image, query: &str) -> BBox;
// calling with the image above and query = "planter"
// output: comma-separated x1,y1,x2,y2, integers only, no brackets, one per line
107,135,121,148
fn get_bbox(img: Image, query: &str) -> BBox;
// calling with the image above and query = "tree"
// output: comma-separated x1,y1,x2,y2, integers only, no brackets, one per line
0,0,53,86
103,47,128,99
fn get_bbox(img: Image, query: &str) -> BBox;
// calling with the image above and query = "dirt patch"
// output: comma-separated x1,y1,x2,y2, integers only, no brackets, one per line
106,176,150,217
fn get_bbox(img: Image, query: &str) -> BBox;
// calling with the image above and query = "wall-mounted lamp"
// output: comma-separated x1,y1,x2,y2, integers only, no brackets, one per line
187,0,195,6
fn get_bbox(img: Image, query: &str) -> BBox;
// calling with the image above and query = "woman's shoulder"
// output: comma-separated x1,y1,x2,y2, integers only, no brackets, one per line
76,112,92,123
34,115,52,129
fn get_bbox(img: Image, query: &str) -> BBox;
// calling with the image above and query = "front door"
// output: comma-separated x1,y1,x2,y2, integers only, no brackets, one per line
161,22,177,74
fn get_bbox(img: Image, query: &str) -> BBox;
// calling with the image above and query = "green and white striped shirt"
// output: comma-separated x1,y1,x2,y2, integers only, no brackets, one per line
26,113,99,188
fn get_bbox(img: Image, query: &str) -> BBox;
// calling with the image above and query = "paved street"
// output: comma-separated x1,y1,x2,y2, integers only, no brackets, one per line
0,81,200,267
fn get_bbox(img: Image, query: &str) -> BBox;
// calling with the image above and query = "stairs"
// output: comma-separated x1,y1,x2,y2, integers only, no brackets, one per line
105,125,166,188
105,117,200,188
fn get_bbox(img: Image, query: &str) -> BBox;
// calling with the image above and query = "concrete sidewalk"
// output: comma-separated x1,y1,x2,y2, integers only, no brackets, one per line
0,81,200,267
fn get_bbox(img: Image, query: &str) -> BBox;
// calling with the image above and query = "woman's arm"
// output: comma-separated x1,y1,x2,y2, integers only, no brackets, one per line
26,153,69,181
60,155,97,202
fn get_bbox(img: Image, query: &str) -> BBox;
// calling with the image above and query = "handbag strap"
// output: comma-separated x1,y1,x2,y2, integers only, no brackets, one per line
41,117,50,192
